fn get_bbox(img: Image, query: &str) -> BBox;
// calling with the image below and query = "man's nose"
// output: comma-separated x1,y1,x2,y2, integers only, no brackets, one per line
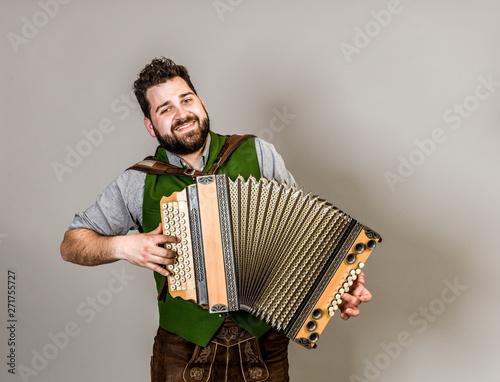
175,104,189,120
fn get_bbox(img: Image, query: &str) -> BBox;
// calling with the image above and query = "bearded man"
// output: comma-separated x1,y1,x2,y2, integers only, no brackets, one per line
60,57,372,382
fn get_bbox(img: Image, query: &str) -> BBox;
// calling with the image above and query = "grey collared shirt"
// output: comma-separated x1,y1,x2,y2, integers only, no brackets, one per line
69,137,295,235
165,133,212,170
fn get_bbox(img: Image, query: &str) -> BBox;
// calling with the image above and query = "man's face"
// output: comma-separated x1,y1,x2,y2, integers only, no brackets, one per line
144,76,209,155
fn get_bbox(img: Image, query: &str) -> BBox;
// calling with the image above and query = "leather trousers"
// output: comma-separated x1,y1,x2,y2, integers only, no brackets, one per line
151,318,290,382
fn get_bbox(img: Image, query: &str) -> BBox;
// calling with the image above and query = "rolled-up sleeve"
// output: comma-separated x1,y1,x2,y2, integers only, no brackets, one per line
68,170,146,236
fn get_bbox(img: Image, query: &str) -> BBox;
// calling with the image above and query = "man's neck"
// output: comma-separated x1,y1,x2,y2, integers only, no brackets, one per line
177,144,205,171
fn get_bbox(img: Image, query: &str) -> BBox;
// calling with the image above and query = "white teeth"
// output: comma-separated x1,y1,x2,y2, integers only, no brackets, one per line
176,122,194,131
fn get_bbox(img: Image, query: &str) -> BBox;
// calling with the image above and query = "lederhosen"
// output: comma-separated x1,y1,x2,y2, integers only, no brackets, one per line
128,132,290,382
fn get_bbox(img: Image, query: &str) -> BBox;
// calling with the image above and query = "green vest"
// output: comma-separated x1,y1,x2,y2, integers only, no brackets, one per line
142,131,271,346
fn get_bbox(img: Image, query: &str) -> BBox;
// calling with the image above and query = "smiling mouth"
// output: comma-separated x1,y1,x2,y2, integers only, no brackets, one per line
174,120,196,132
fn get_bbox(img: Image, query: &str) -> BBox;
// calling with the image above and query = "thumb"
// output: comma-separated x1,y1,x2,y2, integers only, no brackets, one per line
149,222,163,235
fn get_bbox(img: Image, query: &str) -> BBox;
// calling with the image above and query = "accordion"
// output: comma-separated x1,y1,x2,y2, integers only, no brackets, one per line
160,174,381,349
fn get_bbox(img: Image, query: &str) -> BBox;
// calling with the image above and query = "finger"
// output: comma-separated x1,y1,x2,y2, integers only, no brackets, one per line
149,223,163,235
154,234,181,246
148,261,171,277
340,304,360,320
342,292,362,307
358,285,373,303
148,247,178,264
356,271,366,285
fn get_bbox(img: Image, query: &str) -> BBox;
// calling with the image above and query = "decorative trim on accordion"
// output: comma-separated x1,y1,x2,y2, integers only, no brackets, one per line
210,304,229,314
215,175,239,311
187,186,209,305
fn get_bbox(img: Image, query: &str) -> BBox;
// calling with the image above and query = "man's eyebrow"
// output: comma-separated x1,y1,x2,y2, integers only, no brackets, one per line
154,92,195,114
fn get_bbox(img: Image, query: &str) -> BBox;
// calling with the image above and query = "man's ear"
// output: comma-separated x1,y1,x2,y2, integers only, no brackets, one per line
144,117,156,138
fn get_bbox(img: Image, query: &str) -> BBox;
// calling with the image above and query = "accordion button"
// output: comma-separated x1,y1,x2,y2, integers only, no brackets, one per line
356,268,361,275
343,282,349,289
174,209,178,214
170,285,176,291
344,286,350,292
174,223,180,228
174,274,180,280
186,273,191,279
182,233,187,238
336,298,342,305
168,207,173,212
350,270,356,276
352,274,358,281
179,270,185,276
185,266,190,272
180,212,185,217
182,240,187,245
180,277,186,283
184,260,190,266
174,267,179,273
180,219,185,224
162,203,167,209
359,262,365,269
178,263,184,270
167,265,174,271
306,321,317,332
339,288,345,294
335,293,341,300
175,281,181,287
183,246,188,251
354,243,365,254
312,308,323,320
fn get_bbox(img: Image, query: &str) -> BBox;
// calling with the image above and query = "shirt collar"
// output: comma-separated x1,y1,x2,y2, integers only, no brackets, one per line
165,133,211,170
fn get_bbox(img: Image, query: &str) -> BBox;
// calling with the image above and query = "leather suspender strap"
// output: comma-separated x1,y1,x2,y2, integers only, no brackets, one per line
126,134,256,178
126,159,207,178
207,134,255,175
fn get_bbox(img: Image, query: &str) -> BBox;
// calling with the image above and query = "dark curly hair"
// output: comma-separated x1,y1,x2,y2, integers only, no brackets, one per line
133,57,197,120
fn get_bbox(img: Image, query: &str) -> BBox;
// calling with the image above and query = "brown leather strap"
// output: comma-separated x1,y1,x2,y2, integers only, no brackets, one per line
207,134,255,175
126,159,207,178
126,134,255,179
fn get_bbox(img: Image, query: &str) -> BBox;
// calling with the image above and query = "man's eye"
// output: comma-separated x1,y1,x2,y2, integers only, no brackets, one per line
182,98,191,104
161,108,171,114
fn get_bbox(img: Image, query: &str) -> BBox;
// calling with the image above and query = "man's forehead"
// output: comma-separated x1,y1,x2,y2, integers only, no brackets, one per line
147,77,193,104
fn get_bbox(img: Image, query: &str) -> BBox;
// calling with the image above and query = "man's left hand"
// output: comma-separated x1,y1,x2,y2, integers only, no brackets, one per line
339,271,372,320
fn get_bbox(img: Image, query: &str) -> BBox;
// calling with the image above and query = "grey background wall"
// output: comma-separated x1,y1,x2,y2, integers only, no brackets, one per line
1,1,499,381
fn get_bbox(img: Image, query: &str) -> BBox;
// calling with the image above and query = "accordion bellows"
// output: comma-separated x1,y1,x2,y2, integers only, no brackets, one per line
160,174,381,349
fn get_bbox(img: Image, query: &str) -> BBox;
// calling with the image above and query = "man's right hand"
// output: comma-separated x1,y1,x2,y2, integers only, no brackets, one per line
112,223,179,276
61,223,180,276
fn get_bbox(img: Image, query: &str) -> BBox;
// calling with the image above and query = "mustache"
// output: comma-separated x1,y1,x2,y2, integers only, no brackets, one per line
172,116,198,131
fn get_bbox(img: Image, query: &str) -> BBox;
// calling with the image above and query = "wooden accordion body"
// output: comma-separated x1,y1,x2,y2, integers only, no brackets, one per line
160,174,381,349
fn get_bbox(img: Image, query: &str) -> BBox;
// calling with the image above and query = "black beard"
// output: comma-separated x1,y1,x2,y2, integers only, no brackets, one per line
153,115,210,156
